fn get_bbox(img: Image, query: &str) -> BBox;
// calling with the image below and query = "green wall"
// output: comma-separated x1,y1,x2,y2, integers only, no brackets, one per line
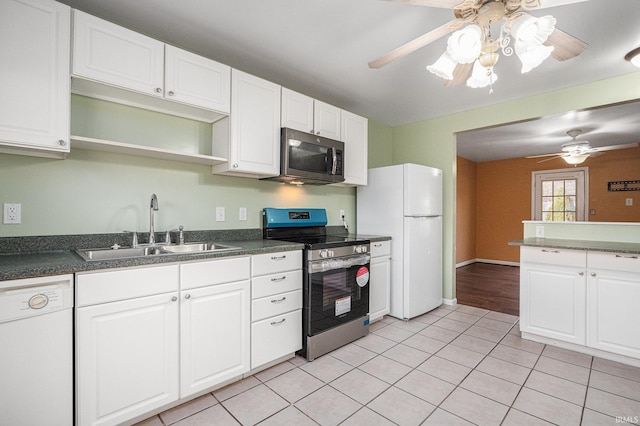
0,96,359,237
390,71,640,301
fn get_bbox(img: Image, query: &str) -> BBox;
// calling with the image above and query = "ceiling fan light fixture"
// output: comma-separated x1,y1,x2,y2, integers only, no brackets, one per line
563,153,588,165
426,51,457,80
516,43,555,73
510,14,556,49
467,59,498,88
446,25,483,63
625,47,640,68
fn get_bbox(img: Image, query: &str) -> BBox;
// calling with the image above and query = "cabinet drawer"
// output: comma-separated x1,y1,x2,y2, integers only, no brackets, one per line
252,289,302,322
181,256,250,290
371,240,390,257
252,270,302,299
252,251,302,276
520,246,586,268
251,309,302,368
76,265,179,307
588,251,640,273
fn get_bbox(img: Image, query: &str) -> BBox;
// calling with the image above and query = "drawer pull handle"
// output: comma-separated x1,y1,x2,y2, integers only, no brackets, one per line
374,243,382,247
271,276,287,282
271,296,286,304
615,255,639,259
541,249,560,253
270,318,286,326
271,255,286,261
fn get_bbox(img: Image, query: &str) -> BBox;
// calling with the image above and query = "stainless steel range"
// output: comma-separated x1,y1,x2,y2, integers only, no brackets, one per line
263,208,370,361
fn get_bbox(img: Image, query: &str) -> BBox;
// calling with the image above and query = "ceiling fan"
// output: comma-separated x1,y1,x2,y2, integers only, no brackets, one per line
369,0,588,89
526,129,640,165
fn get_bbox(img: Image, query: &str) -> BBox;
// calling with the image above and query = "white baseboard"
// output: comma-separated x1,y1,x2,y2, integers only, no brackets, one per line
456,258,520,268
442,298,457,306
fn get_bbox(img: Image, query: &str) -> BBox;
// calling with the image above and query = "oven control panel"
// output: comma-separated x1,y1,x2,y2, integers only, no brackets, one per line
309,243,370,261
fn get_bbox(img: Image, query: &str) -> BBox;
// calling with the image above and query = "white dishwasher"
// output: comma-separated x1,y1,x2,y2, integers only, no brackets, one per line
0,274,74,425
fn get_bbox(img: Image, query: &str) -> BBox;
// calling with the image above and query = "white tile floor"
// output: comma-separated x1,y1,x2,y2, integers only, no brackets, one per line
137,304,640,425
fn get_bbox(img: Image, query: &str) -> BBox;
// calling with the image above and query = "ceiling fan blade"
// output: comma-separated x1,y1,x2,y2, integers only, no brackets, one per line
526,152,564,159
368,19,465,69
545,28,587,61
444,62,473,87
592,143,640,152
387,0,469,8
537,0,588,9
536,155,565,163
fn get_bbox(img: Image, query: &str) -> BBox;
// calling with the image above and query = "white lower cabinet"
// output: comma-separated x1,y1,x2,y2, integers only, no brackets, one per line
587,251,640,359
369,240,391,322
250,251,303,369
520,246,640,363
76,257,250,426
76,265,180,426
179,258,250,397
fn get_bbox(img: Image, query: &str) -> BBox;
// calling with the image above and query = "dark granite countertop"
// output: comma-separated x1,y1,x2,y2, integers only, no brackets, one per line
509,238,640,254
0,236,303,281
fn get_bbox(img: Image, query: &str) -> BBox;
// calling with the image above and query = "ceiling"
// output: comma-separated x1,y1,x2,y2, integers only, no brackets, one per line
58,0,640,161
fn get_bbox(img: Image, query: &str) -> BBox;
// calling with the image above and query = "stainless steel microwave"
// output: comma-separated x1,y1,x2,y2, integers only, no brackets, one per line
262,128,344,185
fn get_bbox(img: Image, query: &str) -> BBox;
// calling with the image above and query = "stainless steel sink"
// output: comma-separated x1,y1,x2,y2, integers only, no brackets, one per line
160,242,240,253
75,242,240,261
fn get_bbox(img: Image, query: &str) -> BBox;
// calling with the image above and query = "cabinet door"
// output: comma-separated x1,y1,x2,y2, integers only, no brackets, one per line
0,0,70,154
73,10,164,97
587,252,640,358
369,255,391,322
165,45,231,113
313,100,341,140
251,309,302,369
76,293,179,426
281,88,314,133
228,69,281,176
340,110,368,186
520,262,586,344
180,280,250,397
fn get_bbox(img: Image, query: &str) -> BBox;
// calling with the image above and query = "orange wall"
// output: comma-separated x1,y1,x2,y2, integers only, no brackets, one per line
456,156,477,264
460,147,640,264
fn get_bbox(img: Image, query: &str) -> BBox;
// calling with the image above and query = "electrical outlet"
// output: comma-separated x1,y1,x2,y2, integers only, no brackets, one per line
216,207,225,222
535,225,544,238
626,198,633,206
3,203,21,224
239,207,247,221
339,209,345,221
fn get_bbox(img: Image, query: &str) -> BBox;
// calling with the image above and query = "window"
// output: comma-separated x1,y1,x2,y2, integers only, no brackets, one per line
532,168,588,221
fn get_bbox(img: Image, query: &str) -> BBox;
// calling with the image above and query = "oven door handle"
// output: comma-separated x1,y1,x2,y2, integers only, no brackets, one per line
309,254,370,273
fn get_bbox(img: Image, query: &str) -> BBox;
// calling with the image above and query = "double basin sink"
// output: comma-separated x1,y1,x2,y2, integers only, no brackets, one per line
76,242,241,261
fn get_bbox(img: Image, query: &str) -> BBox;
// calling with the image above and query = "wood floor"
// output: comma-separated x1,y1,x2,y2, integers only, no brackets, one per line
455,262,520,316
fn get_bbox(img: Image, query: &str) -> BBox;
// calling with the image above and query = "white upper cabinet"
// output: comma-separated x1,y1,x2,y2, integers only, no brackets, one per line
72,10,164,97
164,45,230,113
281,88,314,134
72,10,230,117
341,110,368,186
314,100,341,140
0,0,70,158
281,88,341,140
212,69,281,177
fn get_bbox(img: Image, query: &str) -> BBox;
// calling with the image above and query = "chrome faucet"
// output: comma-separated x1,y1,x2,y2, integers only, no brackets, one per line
149,194,159,245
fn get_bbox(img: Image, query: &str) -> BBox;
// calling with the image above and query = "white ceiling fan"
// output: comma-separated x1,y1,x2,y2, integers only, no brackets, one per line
369,0,588,89
526,129,640,165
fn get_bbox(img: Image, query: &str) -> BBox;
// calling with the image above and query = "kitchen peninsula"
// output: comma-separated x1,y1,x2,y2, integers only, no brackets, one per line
510,221,640,368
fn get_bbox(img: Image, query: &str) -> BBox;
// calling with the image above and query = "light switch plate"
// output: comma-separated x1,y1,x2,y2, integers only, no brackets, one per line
535,225,544,238
216,207,225,221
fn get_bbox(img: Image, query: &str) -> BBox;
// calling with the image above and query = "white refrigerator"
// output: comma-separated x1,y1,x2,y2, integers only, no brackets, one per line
357,163,443,320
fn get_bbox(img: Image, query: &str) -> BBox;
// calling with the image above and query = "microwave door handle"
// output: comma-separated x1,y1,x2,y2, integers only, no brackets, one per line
330,148,338,175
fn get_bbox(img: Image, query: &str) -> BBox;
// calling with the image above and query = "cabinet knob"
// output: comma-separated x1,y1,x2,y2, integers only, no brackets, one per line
185,294,191,300
579,272,584,276
171,296,177,302
58,139,66,146
591,272,596,277
233,163,239,168
167,90,175,96
155,87,162,93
